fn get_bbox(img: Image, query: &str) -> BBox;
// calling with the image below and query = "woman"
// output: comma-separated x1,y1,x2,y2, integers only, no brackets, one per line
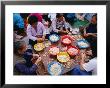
14,41,41,75
71,49,97,75
51,13,69,34
27,15,46,46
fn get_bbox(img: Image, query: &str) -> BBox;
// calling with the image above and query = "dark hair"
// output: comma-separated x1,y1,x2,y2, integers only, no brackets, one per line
14,24,19,31
92,14,97,20
46,18,52,27
28,15,38,25
14,25,26,36
56,13,63,18
20,13,30,19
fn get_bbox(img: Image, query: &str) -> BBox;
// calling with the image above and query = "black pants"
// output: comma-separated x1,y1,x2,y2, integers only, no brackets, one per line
45,34,50,39
29,39,37,47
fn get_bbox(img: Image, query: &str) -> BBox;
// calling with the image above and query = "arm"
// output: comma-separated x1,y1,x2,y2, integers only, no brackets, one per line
27,26,37,41
27,64,37,75
82,58,97,72
82,13,86,18
83,27,87,37
80,53,86,70
84,33,97,37
40,23,46,40
83,25,97,37
51,19,58,32
15,63,37,75
89,33,97,37
15,57,42,75
75,13,80,19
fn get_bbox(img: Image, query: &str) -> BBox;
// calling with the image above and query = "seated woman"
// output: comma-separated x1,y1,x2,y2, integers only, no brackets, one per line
71,15,97,75
43,18,52,39
14,25,27,40
27,15,46,46
14,41,41,75
83,14,97,54
51,13,69,34
83,14,97,38
71,48,97,75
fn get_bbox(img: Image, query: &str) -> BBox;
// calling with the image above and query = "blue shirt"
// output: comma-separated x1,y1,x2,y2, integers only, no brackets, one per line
23,49,33,67
86,23,97,33
15,49,38,75
15,63,37,75
85,13,96,22
13,13,24,29
67,13,75,18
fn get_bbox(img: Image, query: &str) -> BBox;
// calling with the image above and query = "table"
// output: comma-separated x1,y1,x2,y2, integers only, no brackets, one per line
35,34,89,75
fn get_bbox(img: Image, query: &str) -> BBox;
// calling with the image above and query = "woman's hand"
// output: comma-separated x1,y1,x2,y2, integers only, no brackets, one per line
81,52,86,60
31,54,39,64
37,38,44,42
85,33,97,37
80,52,86,70
35,57,42,65
33,54,39,58
86,50,93,56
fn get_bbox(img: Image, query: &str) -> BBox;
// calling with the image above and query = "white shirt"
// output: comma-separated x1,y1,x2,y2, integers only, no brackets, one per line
83,57,97,75
48,13,56,21
51,17,68,33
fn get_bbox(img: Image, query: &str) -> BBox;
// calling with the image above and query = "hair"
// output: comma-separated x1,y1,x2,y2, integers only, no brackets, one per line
56,13,63,18
92,14,97,21
14,41,26,54
20,13,30,19
14,25,26,37
14,24,19,31
46,18,52,27
28,15,38,25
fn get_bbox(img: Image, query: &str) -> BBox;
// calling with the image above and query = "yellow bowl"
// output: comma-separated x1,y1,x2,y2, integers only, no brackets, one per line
57,52,70,63
34,43,45,51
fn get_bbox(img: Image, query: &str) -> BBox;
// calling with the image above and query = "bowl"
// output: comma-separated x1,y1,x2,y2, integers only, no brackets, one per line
76,39,90,49
67,46,79,56
34,43,45,51
47,61,63,75
57,52,70,63
49,34,60,43
61,35,74,45
49,46,60,56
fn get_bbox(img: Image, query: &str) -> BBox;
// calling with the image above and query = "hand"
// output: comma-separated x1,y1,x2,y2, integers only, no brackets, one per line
35,57,42,65
31,54,39,63
42,36,45,41
84,33,91,37
79,16,84,21
33,54,39,58
86,50,92,56
37,38,43,42
58,29,62,32
91,33,97,37
62,31,68,34
81,52,86,60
